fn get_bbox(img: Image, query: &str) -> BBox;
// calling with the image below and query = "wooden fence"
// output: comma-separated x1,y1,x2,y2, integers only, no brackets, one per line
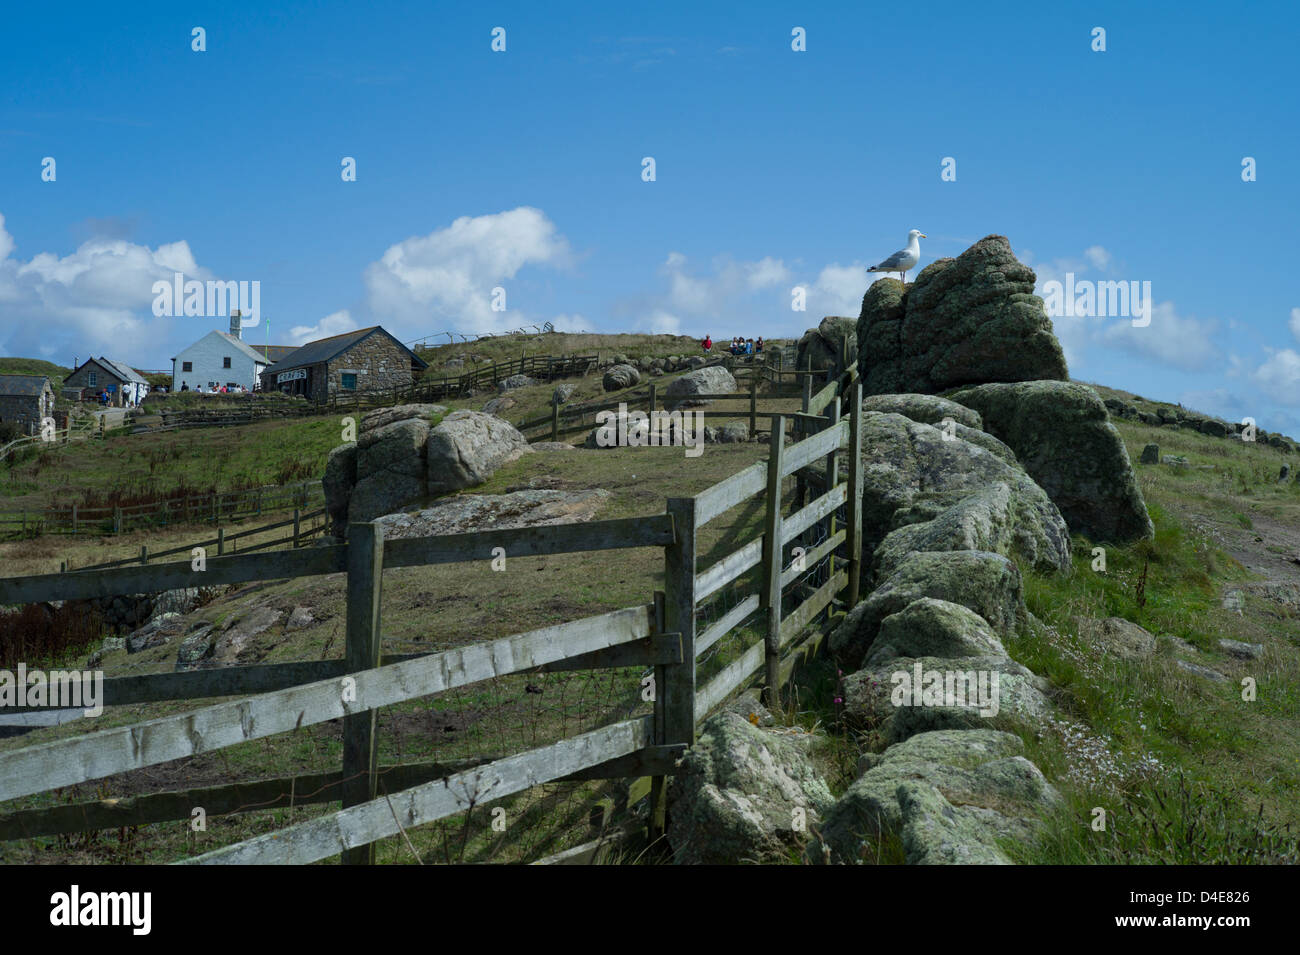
511,353,821,444
69,506,329,572
0,479,323,540
0,360,864,864
0,417,102,465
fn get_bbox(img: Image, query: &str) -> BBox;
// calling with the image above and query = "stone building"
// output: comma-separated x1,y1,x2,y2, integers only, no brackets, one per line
0,374,55,435
64,357,150,406
259,326,427,401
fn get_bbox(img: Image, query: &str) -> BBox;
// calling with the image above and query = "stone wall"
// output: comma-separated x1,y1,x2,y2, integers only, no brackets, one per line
325,333,416,399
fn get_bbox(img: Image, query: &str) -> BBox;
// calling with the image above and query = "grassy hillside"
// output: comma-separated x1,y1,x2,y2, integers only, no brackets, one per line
2,346,1299,864
413,331,792,378
0,357,71,387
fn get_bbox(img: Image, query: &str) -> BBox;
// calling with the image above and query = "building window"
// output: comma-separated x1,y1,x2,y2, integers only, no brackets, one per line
223,357,232,369
182,362,193,372
341,373,357,390
87,371,97,387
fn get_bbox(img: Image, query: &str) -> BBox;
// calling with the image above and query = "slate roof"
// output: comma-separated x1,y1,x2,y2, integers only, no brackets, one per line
98,358,148,385
0,374,51,397
264,326,428,375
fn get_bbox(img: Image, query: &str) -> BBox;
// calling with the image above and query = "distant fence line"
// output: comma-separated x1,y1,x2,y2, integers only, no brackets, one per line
0,357,865,863
0,480,323,540
67,506,329,573
0,417,102,465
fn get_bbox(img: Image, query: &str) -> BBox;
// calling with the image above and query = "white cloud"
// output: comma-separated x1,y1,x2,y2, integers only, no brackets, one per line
1098,301,1219,371
287,310,357,346
811,264,869,316
363,207,572,334
1289,307,1300,342
1249,349,1300,406
644,310,681,334
0,212,214,358
1084,245,1112,271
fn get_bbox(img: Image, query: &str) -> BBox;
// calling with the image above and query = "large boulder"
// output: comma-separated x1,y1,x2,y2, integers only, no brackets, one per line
498,374,536,392
350,416,436,524
857,235,1068,396
830,550,1027,672
807,729,1058,865
426,410,533,496
322,443,357,528
862,597,1007,668
947,380,1153,543
841,654,1053,744
665,366,737,408
796,316,857,377
323,404,529,527
855,412,1070,577
667,710,833,864
860,393,982,430
603,364,641,392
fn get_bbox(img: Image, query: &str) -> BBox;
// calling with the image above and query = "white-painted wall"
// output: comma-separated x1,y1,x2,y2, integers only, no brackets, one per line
172,331,267,392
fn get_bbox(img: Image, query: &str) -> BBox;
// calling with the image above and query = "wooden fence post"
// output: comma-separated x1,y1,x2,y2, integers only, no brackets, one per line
749,373,758,437
217,526,225,556
761,416,785,706
846,384,864,609
654,498,697,837
823,393,841,578
71,504,77,536
293,508,301,547
647,589,669,842
796,366,812,508
551,393,560,442
342,521,384,865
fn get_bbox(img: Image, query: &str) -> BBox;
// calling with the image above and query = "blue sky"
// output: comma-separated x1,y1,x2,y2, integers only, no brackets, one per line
1,1,1297,430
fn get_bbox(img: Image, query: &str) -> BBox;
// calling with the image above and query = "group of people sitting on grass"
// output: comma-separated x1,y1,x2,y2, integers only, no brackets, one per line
700,335,763,356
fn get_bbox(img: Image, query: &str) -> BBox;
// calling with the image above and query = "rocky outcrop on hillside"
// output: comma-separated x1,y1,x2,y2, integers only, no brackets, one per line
796,316,856,378
856,235,1068,396
948,381,1153,543
664,366,736,408
668,704,834,864
323,404,532,531
602,364,640,391
854,413,1071,579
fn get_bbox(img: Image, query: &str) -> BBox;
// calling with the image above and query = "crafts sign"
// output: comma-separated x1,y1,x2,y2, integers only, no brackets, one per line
277,368,307,384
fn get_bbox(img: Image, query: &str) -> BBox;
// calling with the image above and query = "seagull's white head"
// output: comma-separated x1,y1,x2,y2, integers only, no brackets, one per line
908,229,927,242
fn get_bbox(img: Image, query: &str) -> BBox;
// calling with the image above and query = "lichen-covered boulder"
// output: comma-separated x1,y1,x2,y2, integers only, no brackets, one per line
863,598,1007,668
947,380,1153,543
498,374,536,392
860,393,982,430
855,412,1069,576
603,364,641,391
322,442,357,529
830,550,1027,672
806,729,1058,865
796,316,857,377
664,366,737,408
426,410,533,496
842,654,1053,743
667,710,833,864
350,416,435,523
857,235,1068,396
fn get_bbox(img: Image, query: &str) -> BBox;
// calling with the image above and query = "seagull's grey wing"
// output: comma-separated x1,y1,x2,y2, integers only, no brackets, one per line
872,248,909,270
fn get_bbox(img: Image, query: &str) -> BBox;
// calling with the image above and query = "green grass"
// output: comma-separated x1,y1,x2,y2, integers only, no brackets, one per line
0,357,71,388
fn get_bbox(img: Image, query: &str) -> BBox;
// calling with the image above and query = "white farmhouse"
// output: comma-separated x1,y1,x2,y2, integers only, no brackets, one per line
171,315,292,392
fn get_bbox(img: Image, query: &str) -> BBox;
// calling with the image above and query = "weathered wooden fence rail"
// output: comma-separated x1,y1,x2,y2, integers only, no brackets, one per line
0,361,865,863
0,480,323,541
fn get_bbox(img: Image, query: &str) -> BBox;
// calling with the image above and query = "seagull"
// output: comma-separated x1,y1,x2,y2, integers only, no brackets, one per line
868,229,926,285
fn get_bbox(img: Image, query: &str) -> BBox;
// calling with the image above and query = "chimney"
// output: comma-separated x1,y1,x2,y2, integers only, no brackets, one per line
230,309,242,340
